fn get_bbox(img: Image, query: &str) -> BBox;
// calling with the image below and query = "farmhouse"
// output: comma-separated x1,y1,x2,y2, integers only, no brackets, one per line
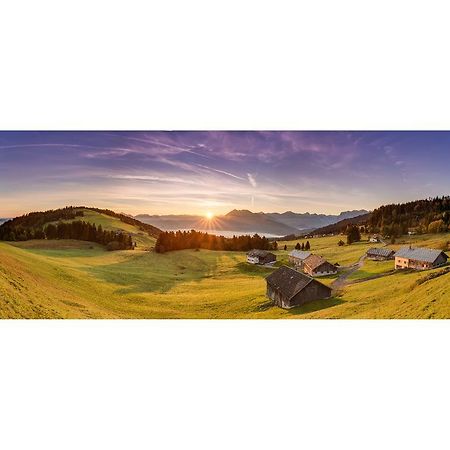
394,247,448,270
366,247,395,261
246,249,276,265
265,266,332,309
302,254,337,277
288,250,311,267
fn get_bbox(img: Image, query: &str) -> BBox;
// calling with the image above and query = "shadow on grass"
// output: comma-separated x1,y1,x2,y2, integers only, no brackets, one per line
287,297,346,315
254,296,346,315
86,250,223,294
234,261,275,278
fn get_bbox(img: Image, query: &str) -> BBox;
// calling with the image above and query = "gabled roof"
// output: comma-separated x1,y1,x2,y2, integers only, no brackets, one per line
303,254,335,271
247,249,275,258
394,247,448,264
366,247,395,257
266,266,317,300
288,250,311,260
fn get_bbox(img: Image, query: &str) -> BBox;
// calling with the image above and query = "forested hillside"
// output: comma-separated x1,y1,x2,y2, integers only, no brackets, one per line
367,196,450,237
311,196,450,238
0,206,161,249
309,213,371,236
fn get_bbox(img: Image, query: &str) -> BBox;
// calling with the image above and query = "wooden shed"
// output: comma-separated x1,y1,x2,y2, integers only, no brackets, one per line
246,249,276,265
366,247,395,261
302,254,337,277
266,266,332,309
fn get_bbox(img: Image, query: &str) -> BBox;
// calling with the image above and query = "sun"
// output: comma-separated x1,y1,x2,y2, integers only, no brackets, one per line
205,211,214,220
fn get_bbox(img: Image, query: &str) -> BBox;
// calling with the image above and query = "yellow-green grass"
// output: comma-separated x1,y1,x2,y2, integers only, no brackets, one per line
1,232,449,319
50,209,156,249
276,234,384,267
347,260,395,281
315,267,450,319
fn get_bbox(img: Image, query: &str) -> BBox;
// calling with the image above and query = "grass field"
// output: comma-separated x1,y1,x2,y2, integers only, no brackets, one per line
0,232,449,319
347,260,394,281
277,234,385,267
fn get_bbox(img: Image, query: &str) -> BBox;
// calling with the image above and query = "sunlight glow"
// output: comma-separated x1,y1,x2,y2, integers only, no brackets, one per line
205,211,214,220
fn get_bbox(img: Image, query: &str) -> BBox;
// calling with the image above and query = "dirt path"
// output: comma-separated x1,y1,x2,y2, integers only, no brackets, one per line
331,253,367,291
331,239,390,292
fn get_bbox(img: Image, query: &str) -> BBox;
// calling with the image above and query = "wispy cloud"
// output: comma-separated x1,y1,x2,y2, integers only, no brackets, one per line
247,173,257,187
195,163,246,181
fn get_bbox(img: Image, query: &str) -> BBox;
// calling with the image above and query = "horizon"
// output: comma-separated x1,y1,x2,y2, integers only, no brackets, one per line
1,131,450,217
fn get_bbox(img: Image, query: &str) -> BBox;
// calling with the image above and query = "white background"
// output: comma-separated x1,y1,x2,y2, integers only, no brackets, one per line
1,1,450,449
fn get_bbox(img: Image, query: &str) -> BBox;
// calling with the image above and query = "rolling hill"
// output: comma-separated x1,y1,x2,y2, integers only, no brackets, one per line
0,207,161,249
0,199,448,319
0,231,448,318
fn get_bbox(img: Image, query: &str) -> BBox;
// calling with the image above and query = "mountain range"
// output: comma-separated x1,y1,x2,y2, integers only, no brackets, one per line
135,209,368,236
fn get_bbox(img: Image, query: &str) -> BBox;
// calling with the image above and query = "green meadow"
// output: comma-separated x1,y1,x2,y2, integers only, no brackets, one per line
0,231,449,319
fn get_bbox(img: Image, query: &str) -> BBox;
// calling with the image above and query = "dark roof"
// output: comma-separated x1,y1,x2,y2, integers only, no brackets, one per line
247,249,275,258
366,247,395,257
266,266,317,300
394,247,448,264
304,254,334,271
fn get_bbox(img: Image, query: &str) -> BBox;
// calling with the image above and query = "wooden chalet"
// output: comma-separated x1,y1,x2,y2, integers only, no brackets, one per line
302,254,337,277
394,247,448,270
288,250,311,267
265,266,332,309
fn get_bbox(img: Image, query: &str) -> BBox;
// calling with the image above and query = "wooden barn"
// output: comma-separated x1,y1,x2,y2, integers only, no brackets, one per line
394,247,448,270
302,254,337,277
265,266,332,309
366,247,395,261
288,250,311,267
246,249,276,265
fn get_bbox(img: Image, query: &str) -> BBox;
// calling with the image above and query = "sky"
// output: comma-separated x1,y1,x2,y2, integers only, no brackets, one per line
0,131,449,218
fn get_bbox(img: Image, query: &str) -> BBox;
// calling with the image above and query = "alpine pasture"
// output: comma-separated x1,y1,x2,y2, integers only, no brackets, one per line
1,229,449,319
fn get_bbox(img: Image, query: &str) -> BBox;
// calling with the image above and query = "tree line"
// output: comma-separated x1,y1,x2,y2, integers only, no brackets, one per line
368,196,450,237
0,206,161,242
0,206,84,234
155,230,277,253
0,219,133,250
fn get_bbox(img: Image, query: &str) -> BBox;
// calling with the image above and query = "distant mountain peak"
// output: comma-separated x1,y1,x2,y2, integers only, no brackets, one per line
225,209,254,217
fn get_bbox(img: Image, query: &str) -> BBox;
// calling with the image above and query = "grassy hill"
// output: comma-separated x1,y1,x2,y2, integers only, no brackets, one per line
1,231,449,319
52,209,157,249
0,207,160,249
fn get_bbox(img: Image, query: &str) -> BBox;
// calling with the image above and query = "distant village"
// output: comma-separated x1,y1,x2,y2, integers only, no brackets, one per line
246,234,449,310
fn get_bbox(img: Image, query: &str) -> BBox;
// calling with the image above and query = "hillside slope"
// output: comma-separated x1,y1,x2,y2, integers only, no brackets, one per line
311,213,371,236
0,207,161,249
1,232,449,319
53,209,158,248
